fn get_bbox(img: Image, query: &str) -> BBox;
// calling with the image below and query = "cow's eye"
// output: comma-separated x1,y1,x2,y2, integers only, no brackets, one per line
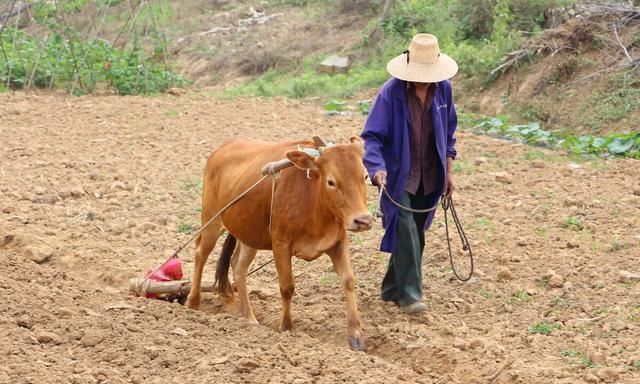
327,179,336,187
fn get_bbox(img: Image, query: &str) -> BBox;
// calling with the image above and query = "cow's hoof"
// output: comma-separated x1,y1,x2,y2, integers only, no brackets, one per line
348,336,365,351
185,296,200,310
279,318,293,332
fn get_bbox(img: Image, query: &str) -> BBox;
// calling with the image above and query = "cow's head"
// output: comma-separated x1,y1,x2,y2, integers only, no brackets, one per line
286,136,373,232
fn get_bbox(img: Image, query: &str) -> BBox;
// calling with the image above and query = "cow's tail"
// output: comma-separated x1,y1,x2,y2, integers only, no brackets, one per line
215,233,236,297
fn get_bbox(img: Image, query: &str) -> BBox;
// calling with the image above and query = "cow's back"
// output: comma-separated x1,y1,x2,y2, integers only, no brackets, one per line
202,137,314,250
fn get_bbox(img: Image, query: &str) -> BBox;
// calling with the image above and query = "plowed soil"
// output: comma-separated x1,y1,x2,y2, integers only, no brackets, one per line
1,91,639,384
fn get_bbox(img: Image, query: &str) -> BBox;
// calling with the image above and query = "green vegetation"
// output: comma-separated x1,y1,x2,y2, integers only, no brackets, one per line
564,216,583,230
226,63,389,99
461,113,640,159
472,217,495,231
507,289,532,304
177,223,195,234
0,0,185,94
560,350,595,368
349,233,364,246
535,225,549,238
579,73,640,133
528,320,562,335
453,159,475,175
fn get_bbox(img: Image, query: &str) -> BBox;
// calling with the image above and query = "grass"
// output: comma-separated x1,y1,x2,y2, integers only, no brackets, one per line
564,216,583,230
579,73,640,133
506,289,532,304
523,150,548,161
472,217,495,232
560,350,595,368
225,60,389,100
608,238,630,253
349,233,364,246
177,223,195,234
453,159,475,175
535,226,549,238
319,273,340,285
513,102,550,123
528,320,562,335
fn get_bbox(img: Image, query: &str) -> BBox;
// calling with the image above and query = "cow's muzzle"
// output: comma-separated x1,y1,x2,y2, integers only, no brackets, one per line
347,213,374,232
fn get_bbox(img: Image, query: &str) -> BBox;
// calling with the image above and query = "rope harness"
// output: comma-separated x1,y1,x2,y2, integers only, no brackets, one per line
375,185,474,282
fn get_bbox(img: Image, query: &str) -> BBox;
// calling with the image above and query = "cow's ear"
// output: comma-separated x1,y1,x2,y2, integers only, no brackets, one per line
349,136,364,152
286,150,317,171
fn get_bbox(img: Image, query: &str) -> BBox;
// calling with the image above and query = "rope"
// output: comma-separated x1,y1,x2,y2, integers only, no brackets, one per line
147,174,271,279
442,197,474,282
378,185,474,282
381,185,440,213
247,258,275,277
269,174,276,234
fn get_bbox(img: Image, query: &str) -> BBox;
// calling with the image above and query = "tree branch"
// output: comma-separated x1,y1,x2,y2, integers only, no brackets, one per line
612,22,634,64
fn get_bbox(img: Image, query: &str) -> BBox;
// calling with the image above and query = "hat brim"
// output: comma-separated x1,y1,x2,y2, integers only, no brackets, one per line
386,52,458,83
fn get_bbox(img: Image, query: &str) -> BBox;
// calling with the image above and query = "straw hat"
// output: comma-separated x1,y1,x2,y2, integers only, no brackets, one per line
386,34,458,83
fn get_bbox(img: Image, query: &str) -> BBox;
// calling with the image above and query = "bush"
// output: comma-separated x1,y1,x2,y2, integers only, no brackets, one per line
0,27,186,95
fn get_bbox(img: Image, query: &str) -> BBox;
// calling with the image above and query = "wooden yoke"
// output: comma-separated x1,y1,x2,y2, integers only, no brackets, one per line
260,147,322,176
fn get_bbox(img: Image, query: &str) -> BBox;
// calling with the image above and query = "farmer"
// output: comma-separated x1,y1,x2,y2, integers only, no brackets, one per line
361,33,458,314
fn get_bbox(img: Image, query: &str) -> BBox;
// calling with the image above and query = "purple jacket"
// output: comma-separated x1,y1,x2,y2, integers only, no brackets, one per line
361,77,458,253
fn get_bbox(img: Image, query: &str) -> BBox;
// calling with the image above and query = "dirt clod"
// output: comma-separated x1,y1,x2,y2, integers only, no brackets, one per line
36,331,63,345
497,267,515,281
596,367,619,383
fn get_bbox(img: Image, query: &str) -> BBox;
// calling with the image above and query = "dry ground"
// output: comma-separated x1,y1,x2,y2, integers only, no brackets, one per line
1,91,639,384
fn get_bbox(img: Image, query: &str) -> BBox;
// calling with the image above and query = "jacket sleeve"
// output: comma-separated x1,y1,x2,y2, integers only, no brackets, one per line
446,81,458,159
361,92,392,180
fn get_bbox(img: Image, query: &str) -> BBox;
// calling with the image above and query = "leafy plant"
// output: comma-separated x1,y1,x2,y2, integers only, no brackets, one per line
460,113,640,159
358,100,372,115
0,26,186,95
528,320,561,335
325,99,347,114
564,216,583,230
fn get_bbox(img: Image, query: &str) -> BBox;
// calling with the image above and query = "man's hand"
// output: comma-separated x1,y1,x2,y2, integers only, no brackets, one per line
445,157,455,198
373,170,387,187
444,175,455,198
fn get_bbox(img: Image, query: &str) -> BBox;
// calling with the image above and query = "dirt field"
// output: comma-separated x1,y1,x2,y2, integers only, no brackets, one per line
1,91,639,384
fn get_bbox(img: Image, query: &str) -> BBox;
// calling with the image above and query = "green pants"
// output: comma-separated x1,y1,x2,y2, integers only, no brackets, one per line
381,188,438,306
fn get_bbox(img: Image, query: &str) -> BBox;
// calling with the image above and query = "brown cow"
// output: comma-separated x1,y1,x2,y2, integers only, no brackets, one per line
186,136,373,350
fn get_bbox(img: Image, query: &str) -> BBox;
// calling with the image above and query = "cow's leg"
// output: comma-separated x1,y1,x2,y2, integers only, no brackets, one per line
327,240,365,351
231,242,258,324
273,245,295,332
186,224,223,310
